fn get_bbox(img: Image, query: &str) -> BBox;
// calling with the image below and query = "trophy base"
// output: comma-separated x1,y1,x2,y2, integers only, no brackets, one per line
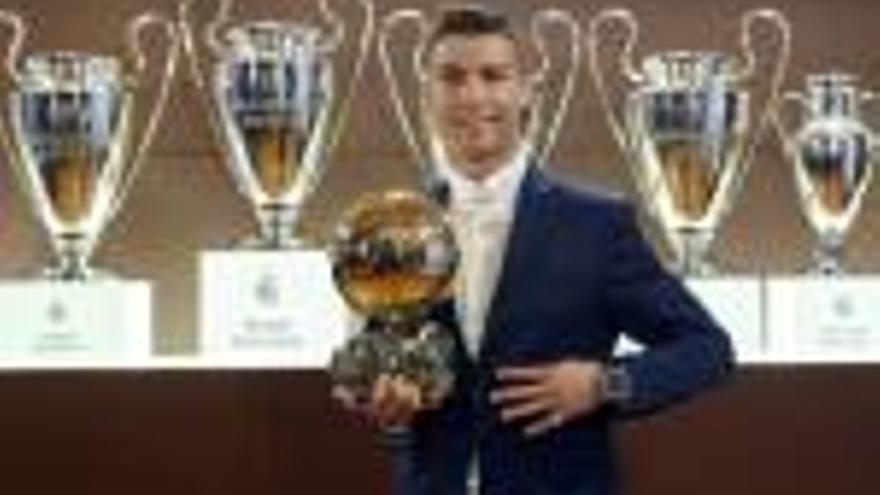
687,276,764,362
233,235,312,251
671,228,718,277
40,265,117,282
330,321,456,406
199,249,348,367
0,279,151,362
766,275,880,362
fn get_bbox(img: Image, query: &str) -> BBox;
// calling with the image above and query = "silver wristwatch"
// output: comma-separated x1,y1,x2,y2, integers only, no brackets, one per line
603,365,633,403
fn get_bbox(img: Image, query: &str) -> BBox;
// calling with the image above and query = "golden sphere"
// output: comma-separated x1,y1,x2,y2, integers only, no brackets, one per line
330,190,458,319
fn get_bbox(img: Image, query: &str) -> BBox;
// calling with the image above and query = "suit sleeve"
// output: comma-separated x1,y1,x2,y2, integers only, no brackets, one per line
600,202,735,418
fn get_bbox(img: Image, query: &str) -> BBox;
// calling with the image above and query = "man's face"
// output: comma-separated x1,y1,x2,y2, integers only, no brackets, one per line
424,33,531,180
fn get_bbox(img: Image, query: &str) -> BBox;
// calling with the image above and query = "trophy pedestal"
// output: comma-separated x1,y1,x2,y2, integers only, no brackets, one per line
614,276,763,362
686,277,764,362
766,276,880,362
0,280,151,362
199,250,348,367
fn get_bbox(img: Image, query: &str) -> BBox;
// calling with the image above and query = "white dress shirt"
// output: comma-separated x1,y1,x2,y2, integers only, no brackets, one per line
433,141,531,495
436,148,530,359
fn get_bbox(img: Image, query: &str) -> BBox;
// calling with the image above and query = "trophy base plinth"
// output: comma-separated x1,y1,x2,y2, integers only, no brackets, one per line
199,249,348,367
0,280,151,362
766,275,880,362
330,322,456,406
233,235,312,251
40,265,117,282
687,276,764,362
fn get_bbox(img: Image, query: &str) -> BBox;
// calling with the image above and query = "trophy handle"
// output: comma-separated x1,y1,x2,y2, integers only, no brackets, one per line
861,90,880,144
772,91,815,212
179,0,237,191
0,11,44,255
378,9,432,180
860,91,880,181
733,9,791,84
0,10,26,171
0,10,25,84
204,0,233,55
181,0,255,204
772,91,806,164
728,8,791,213
97,12,180,250
587,8,643,156
529,8,581,166
316,0,346,54
303,0,375,203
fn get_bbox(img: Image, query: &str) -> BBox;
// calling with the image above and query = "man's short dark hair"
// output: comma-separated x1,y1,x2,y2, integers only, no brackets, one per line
424,5,520,58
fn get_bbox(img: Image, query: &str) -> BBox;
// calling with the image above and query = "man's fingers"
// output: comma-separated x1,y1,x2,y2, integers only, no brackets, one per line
523,411,565,437
495,365,550,383
383,377,419,423
500,397,553,423
490,384,546,405
371,375,423,428
369,375,395,417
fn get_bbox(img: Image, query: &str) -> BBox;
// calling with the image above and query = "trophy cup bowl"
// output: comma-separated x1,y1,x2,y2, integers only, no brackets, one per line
775,72,877,273
329,190,458,405
181,0,373,248
627,51,749,274
589,8,791,275
0,11,178,280
11,53,126,279
214,21,331,247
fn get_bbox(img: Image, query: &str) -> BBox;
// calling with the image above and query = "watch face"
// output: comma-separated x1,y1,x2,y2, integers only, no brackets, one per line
605,366,632,402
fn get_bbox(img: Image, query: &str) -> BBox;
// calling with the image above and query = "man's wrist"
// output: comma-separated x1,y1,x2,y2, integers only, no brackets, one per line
601,364,633,404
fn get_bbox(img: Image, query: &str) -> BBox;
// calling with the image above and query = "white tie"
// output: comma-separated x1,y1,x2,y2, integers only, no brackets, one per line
454,190,507,358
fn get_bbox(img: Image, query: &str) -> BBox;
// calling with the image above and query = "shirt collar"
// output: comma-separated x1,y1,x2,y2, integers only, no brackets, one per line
435,143,531,214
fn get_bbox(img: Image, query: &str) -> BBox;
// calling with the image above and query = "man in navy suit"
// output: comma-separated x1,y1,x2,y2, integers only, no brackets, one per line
338,6,734,495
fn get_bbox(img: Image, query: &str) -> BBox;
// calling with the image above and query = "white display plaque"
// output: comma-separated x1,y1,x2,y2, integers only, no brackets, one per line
766,276,880,362
0,280,151,362
687,276,764,362
200,250,348,367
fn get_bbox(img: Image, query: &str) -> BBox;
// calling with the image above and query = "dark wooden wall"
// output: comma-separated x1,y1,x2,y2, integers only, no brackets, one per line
0,368,877,495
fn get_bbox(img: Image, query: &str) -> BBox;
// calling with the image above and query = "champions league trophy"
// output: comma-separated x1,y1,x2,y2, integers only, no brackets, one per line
766,72,880,362
180,0,372,360
588,8,791,275
180,0,372,248
0,12,178,280
327,6,581,406
774,73,877,274
588,8,791,362
0,10,178,360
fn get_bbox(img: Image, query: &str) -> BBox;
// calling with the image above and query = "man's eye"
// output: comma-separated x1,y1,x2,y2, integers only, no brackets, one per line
482,68,512,82
439,71,465,84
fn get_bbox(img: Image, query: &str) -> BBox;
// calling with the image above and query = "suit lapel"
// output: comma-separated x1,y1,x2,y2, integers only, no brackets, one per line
477,165,558,362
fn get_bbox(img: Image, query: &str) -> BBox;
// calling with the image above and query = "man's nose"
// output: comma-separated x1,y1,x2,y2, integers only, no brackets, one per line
456,76,490,104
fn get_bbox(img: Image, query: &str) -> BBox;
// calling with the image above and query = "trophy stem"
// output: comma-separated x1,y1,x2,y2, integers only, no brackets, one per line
813,233,844,275
677,228,715,277
48,234,92,281
254,203,299,249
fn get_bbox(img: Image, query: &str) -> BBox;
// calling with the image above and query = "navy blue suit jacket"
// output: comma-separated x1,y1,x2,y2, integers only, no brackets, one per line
391,165,734,495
